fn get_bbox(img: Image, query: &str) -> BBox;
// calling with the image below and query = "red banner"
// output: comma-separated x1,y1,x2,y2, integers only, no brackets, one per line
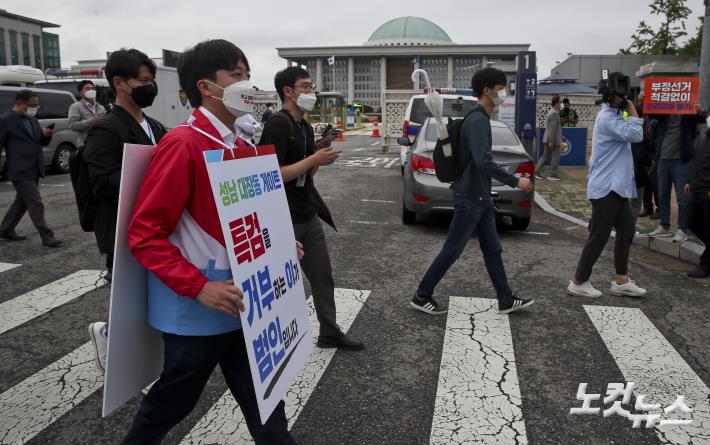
643,76,699,115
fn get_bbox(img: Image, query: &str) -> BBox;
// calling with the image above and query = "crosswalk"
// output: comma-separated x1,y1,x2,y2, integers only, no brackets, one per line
1,263,709,444
335,156,400,169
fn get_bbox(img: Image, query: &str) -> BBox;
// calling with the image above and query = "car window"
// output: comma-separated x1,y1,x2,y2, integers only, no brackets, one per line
409,97,475,124
34,82,79,98
0,91,15,112
423,121,522,147
36,91,74,119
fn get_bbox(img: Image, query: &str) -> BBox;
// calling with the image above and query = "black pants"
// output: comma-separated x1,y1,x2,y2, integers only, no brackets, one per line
643,166,659,212
574,192,636,283
121,330,296,445
0,180,52,238
293,217,340,337
688,192,710,270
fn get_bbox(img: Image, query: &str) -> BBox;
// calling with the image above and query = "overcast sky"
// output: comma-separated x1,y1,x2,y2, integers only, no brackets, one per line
6,0,706,89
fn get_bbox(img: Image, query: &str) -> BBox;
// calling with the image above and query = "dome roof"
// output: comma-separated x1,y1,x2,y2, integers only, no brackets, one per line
365,17,453,46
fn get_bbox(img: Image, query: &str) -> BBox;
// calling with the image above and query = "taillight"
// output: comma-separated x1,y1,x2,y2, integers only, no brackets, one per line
518,201,531,208
514,161,536,178
414,193,430,203
411,154,436,175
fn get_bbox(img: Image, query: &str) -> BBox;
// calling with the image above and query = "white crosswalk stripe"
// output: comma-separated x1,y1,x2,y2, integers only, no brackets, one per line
0,342,102,445
179,288,370,444
0,270,106,336
0,262,21,274
430,297,527,445
585,305,710,444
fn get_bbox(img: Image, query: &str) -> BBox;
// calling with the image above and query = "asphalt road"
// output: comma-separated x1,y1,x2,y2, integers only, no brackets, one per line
1,135,709,445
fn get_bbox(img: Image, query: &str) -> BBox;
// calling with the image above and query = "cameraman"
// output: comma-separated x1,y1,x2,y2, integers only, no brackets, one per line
567,74,646,298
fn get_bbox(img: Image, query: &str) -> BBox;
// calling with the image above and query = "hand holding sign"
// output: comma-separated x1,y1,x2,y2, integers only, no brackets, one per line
197,280,245,317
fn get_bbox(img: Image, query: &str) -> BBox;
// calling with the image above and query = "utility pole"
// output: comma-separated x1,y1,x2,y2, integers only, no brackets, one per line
700,0,710,108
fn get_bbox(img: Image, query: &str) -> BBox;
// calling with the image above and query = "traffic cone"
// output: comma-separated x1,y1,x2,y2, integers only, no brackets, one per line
371,117,381,137
335,122,345,141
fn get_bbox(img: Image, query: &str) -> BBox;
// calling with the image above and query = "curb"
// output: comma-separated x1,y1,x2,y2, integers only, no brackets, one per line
534,192,702,266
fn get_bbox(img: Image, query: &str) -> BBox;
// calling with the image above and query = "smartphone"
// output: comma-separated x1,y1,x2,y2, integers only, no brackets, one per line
46,123,56,130
322,124,333,137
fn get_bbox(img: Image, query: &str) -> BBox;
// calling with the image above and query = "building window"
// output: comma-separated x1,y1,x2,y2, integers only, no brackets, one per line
42,32,60,69
21,33,30,65
9,30,18,64
0,29,6,65
32,35,42,69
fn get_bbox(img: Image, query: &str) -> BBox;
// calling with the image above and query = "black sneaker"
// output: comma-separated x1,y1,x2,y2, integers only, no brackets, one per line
498,296,535,314
410,295,447,315
687,266,710,279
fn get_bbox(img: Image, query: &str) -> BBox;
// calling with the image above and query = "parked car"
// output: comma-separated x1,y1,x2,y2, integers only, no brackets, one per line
401,117,535,230
400,93,477,174
0,86,79,175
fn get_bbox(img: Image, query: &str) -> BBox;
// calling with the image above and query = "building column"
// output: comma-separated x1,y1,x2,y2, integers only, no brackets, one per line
347,57,354,104
413,58,420,90
316,58,323,91
481,55,489,69
447,56,454,88
380,57,387,111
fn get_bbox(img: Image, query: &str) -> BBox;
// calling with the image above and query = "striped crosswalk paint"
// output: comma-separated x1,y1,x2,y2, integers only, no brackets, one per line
0,262,21,274
585,305,710,444
0,270,106,335
179,288,370,445
430,297,527,445
0,342,102,445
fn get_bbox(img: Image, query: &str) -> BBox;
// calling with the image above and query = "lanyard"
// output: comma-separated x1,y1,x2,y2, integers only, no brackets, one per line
144,121,156,144
181,122,232,149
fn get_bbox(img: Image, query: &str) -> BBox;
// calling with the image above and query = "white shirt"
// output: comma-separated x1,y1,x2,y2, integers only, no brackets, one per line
199,106,236,147
138,118,156,144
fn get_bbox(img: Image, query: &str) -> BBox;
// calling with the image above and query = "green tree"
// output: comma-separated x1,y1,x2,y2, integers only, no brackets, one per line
619,0,692,55
679,16,703,55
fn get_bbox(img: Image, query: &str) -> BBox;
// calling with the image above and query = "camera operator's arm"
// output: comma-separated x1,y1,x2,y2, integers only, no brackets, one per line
606,101,643,144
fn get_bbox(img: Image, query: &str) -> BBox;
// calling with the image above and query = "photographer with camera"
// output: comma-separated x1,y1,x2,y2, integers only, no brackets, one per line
567,73,647,298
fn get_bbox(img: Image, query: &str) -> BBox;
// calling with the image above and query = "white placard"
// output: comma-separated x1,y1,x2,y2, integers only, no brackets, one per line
103,144,163,417
204,146,313,424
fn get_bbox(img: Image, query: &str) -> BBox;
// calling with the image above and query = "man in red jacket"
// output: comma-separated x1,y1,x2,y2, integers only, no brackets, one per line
121,39,297,445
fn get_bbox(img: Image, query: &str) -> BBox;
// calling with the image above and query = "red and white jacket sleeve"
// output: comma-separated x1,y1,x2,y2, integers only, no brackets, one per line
128,136,208,299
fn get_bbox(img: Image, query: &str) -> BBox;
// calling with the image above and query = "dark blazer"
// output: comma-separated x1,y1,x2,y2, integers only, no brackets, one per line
0,110,52,181
83,105,166,255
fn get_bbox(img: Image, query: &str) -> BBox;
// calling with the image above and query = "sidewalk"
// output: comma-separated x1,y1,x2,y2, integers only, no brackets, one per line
534,167,704,266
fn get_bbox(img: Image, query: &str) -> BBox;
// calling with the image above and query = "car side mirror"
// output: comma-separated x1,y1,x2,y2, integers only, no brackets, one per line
397,137,412,146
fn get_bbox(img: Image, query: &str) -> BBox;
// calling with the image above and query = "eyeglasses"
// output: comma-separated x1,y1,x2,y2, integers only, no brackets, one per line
294,83,316,92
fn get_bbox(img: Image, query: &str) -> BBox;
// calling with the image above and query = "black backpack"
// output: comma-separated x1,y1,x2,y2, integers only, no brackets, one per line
432,108,483,183
69,145,98,232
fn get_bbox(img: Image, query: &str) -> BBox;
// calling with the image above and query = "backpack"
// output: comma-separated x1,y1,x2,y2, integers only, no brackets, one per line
432,108,483,183
69,145,98,232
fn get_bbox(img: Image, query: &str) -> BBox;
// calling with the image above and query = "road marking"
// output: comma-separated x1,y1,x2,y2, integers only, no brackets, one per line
430,297,528,445
370,141,381,146
517,231,550,236
39,184,66,187
0,342,102,444
179,288,370,444
352,148,366,152
585,305,710,444
0,262,21,274
348,220,387,225
361,199,395,204
384,158,399,169
0,270,106,335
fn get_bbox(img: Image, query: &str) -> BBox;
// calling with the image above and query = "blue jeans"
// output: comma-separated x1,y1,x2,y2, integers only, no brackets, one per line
657,159,691,230
416,194,514,306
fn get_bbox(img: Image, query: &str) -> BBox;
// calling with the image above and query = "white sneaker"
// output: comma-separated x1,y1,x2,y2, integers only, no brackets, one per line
534,175,543,180
142,380,157,396
610,280,647,297
649,226,672,237
672,229,688,243
566,281,603,298
88,322,108,372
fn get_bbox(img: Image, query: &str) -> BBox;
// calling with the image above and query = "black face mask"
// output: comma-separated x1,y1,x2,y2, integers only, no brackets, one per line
130,83,158,108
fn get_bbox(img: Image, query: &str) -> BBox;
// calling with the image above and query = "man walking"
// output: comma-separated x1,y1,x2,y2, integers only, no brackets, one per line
68,80,106,148
259,66,363,350
411,67,534,315
0,90,61,247
536,96,562,181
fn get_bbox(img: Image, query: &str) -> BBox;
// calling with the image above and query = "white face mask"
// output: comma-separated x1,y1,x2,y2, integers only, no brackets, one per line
207,79,255,117
25,106,38,117
706,116,710,128
488,88,506,107
84,90,97,101
288,87,317,112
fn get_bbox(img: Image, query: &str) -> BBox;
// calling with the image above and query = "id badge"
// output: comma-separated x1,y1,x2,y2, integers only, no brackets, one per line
296,174,306,187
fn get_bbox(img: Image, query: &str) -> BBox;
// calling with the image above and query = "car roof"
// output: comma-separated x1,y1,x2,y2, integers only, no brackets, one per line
35,78,109,85
0,85,78,98
411,94,476,100
421,116,508,127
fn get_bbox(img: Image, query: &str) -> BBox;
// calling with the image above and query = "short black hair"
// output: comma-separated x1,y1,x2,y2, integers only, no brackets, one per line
562,98,570,104
77,80,94,93
552,96,561,106
471,67,507,98
15,89,38,103
274,66,310,101
105,48,157,93
177,39,251,107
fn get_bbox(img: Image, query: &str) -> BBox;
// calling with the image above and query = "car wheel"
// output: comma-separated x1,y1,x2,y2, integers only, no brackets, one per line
402,202,416,225
511,217,530,231
53,143,75,174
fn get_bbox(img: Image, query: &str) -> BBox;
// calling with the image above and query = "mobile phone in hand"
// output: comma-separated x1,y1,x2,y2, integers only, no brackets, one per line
46,123,56,130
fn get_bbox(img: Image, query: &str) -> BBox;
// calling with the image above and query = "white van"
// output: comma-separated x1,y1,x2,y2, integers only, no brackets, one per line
0,65,46,87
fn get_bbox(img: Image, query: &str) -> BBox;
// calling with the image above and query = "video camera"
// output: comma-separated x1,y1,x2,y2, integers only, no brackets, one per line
596,72,631,112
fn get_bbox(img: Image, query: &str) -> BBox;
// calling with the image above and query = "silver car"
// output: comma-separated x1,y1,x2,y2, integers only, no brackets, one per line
0,86,79,175
401,117,535,230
